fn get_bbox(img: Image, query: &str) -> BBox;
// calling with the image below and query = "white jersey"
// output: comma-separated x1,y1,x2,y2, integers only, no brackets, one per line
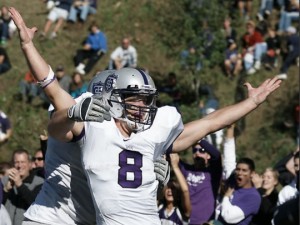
81,106,183,225
25,92,96,225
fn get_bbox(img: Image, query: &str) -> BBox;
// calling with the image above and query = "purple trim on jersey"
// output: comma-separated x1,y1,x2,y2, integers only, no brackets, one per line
136,69,149,85
71,128,85,142
158,206,183,225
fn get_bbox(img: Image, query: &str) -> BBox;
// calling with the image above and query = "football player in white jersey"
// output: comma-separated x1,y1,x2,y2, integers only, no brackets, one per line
9,7,282,225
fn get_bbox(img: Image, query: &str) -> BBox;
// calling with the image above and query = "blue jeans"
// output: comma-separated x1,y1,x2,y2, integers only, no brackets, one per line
278,11,299,32
254,42,267,61
68,5,97,22
259,0,273,15
0,22,9,41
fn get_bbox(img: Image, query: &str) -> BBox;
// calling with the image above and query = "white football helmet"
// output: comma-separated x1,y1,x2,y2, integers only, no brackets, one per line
88,70,116,94
104,68,158,132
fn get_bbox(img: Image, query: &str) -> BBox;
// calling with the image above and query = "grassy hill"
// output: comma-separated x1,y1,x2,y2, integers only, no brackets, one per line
0,0,298,172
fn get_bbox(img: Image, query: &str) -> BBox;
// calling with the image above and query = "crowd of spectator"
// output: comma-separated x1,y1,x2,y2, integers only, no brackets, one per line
0,1,299,225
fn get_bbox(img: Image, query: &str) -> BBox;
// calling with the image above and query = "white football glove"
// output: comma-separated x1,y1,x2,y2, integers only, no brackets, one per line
67,95,111,122
154,158,170,187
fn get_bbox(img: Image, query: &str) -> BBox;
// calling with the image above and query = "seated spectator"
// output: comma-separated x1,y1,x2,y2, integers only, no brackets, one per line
108,37,137,70
69,72,88,98
40,0,73,39
222,17,237,47
0,46,11,75
74,22,107,75
55,65,72,92
261,27,281,70
180,44,202,73
241,20,267,75
278,0,299,33
68,0,97,25
0,5,16,46
178,140,222,225
276,26,299,80
19,71,38,103
2,149,44,225
158,153,191,225
224,40,243,78
237,0,253,21
250,168,279,225
0,110,12,145
257,0,274,21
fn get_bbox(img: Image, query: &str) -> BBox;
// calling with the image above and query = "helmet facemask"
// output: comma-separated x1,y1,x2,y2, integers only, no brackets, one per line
110,86,158,132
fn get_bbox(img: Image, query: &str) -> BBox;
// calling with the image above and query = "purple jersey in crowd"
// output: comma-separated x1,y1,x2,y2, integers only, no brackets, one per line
218,187,261,225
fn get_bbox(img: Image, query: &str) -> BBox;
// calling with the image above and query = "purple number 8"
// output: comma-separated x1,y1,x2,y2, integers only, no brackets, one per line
118,150,143,188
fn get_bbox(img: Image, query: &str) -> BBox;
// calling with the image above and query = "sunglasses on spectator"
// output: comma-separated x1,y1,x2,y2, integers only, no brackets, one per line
33,157,44,161
192,147,206,154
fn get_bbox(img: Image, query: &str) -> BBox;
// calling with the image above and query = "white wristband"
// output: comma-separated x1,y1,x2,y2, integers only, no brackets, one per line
36,65,56,88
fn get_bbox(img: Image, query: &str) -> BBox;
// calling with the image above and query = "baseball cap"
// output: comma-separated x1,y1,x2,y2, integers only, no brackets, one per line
56,65,64,72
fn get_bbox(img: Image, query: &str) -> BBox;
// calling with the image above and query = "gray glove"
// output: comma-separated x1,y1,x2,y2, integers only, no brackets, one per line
154,158,170,186
67,95,111,122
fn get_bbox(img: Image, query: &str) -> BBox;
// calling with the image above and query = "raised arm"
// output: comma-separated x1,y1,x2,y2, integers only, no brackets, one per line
9,7,75,110
172,77,281,152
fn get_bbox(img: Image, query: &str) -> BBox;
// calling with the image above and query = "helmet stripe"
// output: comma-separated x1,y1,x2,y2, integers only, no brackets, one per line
136,69,149,85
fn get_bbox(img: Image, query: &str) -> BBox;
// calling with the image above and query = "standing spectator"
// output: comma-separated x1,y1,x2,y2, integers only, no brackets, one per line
0,5,16,46
0,110,12,144
74,22,107,75
261,27,281,70
68,0,97,25
0,181,12,225
69,72,88,98
40,0,73,39
55,65,72,92
276,26,299,80
108,37,137,70
158,153,191,225
178,140,222,225
241,20,267,74
0,47,11,75
215,158,261,225
2,149,44,225
250,168,279,225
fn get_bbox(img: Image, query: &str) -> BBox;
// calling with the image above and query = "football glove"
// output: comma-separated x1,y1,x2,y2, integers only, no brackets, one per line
67,95,111,122
154,158,170,187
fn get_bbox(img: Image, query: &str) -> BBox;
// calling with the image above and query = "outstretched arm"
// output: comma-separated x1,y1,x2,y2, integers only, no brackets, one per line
9,7,75,110
172,77,281,152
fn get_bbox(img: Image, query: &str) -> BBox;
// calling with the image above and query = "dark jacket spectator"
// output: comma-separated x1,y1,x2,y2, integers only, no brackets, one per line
0,47,11,75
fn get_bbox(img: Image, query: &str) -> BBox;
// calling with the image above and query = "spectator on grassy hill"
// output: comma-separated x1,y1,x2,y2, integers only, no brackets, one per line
276,26,299,80
241,20,267,75
74,22,107,75
178,140,222,225
0,47,11,75
277,0,299,33
256,0,274,22
250,168,279,225
158,153,191,225
55,65,72,92
40,0,73,39
2,149,44,225
180,44,202,73
0,5,16,46
222,17,238,48
0,110,12,145
19,71,39,103
237,0,253,21
69,71,88,98
224,40,243,78
261,27,281,70
215,157,261,225
108,37,137,70
68,0,97,25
